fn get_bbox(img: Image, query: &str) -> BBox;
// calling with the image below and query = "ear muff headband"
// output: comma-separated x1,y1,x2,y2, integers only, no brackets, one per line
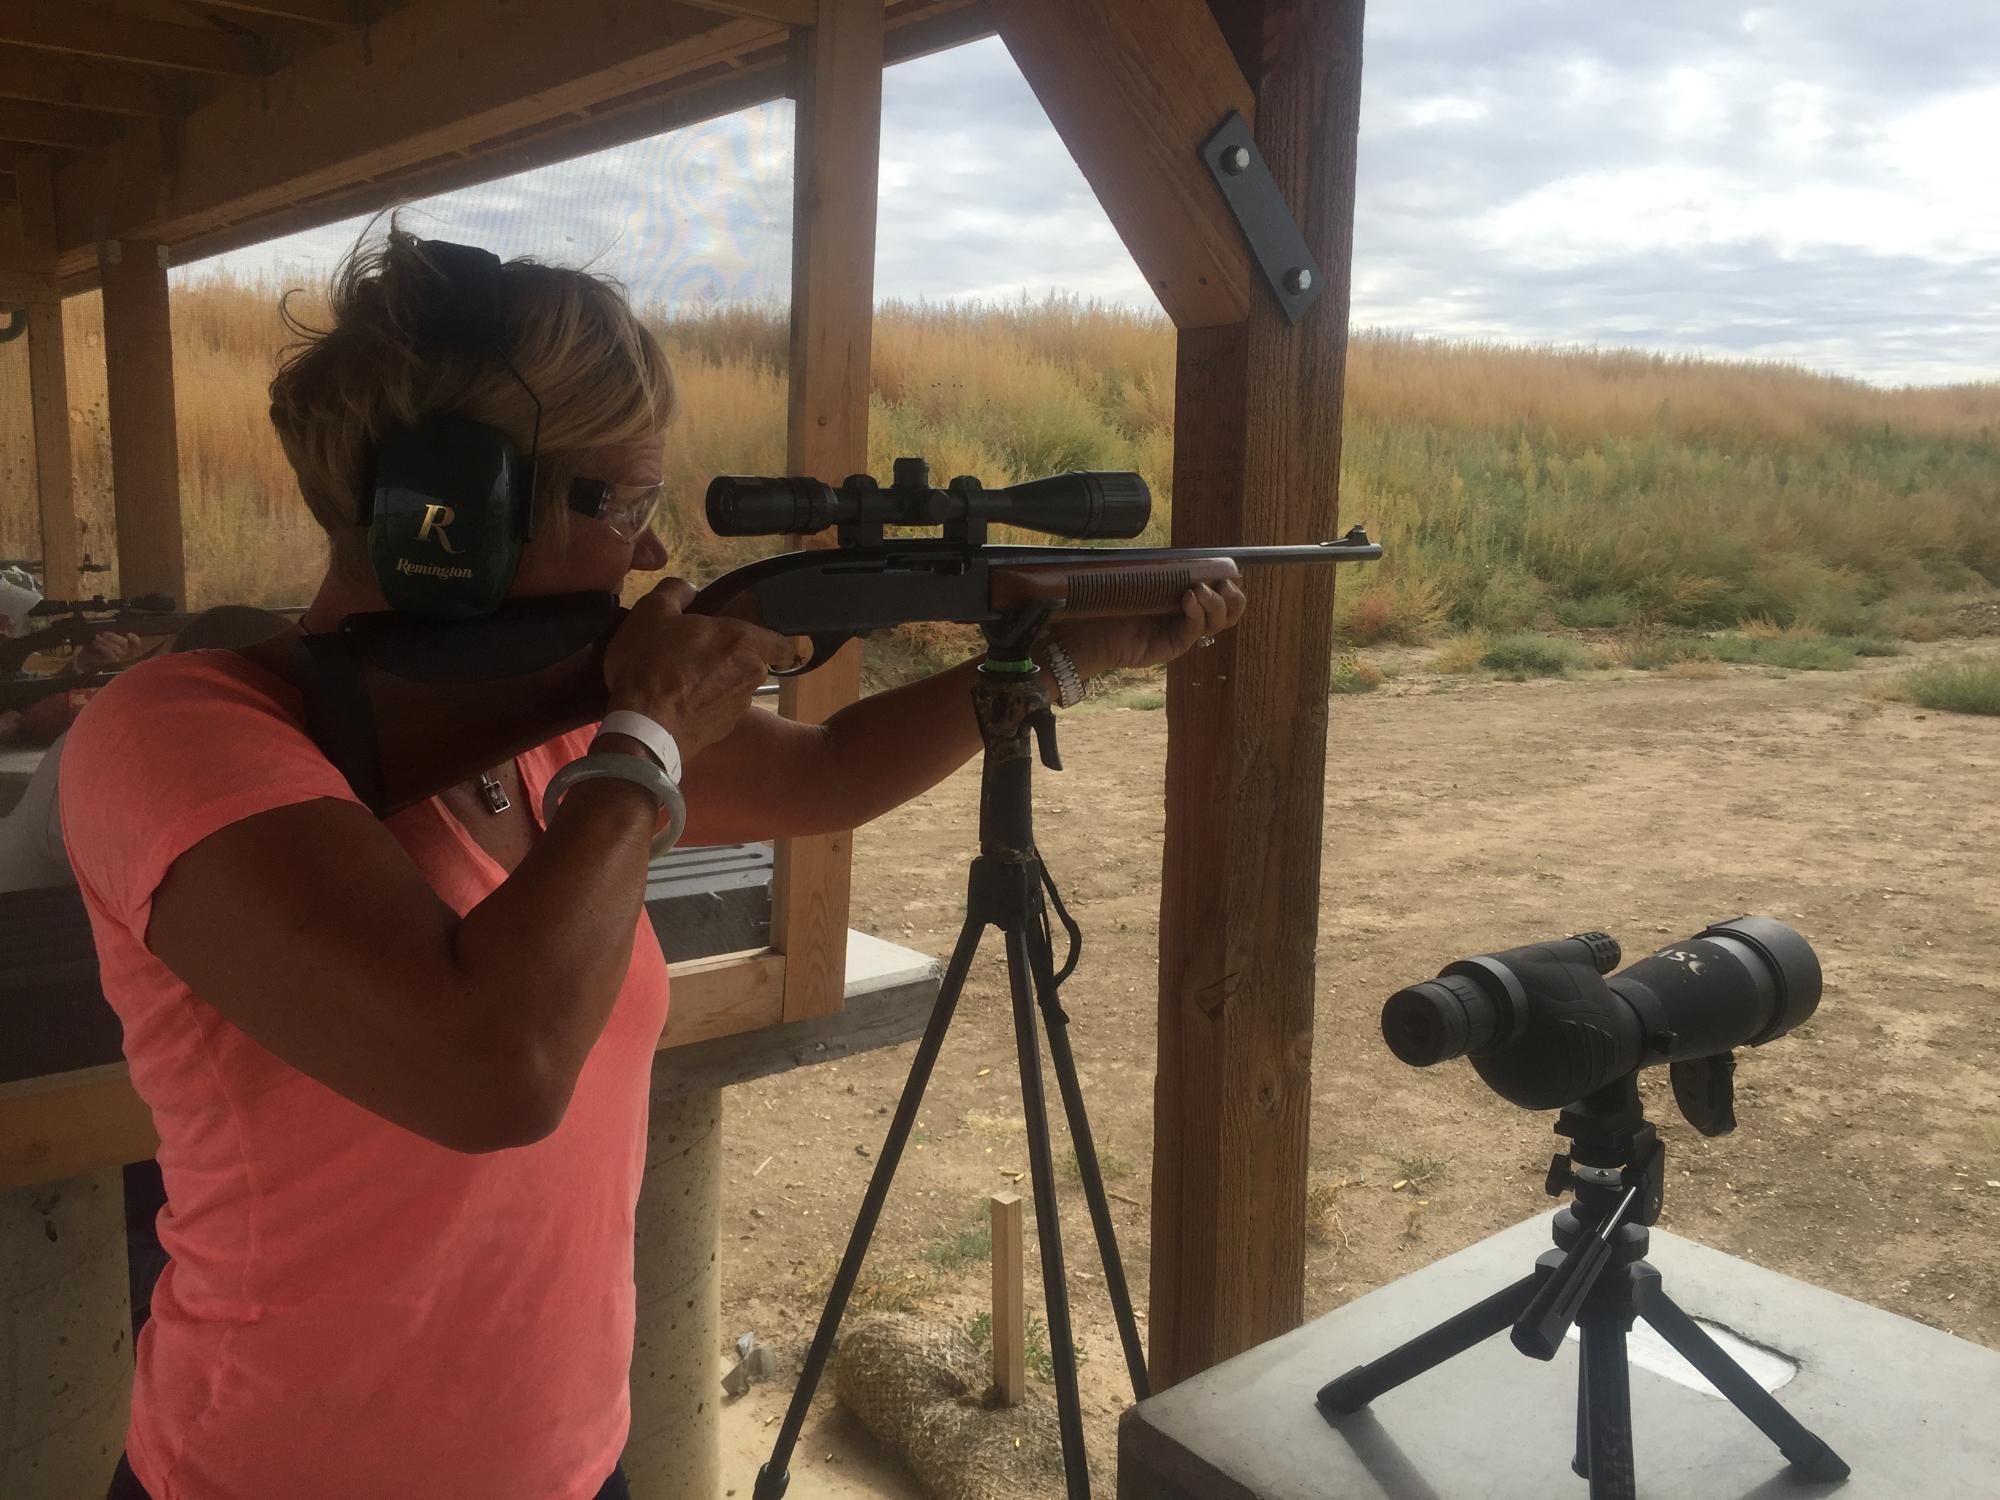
364,239,545,619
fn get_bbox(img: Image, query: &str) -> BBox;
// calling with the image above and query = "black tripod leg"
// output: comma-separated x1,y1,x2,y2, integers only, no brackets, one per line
1573,1333,1590,1479
1641,1293,1850,1482
1023,903,1150,1402
1006,923,1092,1500
1316,1273,1542,1415
754,917,986,1500
1580,1313,1636,1500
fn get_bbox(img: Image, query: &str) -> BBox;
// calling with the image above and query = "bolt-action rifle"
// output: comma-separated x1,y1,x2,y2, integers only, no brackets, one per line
240,462,1383,816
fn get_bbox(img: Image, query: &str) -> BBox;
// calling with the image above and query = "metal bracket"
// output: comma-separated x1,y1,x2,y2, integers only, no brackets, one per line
1200,111,1324,324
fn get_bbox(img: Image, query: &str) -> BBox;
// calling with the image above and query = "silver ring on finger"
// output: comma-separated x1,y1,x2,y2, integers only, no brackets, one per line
1198,634,1216,649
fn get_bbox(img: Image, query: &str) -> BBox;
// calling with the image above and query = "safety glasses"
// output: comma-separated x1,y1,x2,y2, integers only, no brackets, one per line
567,477,663,542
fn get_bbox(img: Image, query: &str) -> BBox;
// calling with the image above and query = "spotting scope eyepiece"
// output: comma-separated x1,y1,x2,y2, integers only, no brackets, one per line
1380,917,1823,1126
706,459,1151,541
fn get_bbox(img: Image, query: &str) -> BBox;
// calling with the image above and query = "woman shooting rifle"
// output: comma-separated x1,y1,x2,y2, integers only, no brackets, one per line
60,227,1244,1500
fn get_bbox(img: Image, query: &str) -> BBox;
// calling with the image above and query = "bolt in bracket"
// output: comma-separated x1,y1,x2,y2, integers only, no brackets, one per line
1200,111,1324,325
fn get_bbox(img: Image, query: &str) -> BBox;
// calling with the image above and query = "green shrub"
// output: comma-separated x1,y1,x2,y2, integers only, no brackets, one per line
1833,634,1907,658
1331,653,1385,694
1709,635,1857,671
1900,656,2000,715
1481,633,1592,678
1554,592,1641,630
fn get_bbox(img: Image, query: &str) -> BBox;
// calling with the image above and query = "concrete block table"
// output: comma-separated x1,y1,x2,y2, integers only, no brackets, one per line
1121,1216,2000,1499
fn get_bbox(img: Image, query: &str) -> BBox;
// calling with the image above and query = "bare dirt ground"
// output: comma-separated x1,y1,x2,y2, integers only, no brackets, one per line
715,642,2000,1497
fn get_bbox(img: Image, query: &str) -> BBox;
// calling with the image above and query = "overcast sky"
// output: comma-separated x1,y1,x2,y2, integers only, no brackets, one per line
196,3,2000,388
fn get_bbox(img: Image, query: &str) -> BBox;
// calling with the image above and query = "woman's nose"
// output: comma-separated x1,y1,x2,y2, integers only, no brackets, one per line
630,530,669,572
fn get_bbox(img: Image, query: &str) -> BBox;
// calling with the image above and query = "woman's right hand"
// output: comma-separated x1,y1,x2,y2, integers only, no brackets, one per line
603,576,795,761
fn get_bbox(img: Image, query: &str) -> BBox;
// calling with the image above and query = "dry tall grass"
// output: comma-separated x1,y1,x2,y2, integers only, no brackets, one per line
2,278,1995,640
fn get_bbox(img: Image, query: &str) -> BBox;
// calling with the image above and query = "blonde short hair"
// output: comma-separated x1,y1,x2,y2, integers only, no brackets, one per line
269,223,674,578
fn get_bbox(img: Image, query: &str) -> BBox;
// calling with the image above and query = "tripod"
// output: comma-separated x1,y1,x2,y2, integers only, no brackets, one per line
754,616,1150,1500
1315,1078,1849,1499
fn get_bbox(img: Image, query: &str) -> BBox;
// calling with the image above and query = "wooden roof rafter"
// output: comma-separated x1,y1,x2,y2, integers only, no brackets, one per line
0,5,272,78
37,0,987,290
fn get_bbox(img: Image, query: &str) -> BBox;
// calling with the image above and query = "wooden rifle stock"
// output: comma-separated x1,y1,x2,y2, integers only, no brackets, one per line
262,534,1380,816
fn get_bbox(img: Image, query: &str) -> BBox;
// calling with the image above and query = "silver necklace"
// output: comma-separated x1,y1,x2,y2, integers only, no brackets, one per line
477,771,512,814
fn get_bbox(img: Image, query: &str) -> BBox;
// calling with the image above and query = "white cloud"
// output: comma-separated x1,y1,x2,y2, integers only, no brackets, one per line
183,8,2000,386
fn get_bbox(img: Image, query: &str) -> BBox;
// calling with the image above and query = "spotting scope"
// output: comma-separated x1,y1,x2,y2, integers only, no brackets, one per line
1380,917,1821,1133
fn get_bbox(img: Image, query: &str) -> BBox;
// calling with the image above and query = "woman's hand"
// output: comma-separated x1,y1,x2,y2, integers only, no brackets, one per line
77,630,144,672
603,576,797,760
1055,579,1248,678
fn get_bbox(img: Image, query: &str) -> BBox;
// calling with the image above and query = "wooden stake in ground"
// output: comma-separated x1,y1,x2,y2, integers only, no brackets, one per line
990,1191,1025,1406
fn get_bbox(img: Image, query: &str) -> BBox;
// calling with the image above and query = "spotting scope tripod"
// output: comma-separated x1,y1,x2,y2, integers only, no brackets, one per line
1315,1075,1850,1499
753,604,1149,1500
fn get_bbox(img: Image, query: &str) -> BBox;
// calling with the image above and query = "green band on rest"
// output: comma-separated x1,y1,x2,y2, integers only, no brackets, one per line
985,657,1039,674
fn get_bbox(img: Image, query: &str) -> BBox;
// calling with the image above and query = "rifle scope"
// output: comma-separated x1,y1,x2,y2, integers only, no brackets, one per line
707,457,1151,542
1380,917,1821,1113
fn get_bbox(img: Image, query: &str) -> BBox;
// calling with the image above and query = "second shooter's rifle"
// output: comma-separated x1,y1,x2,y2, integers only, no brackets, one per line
242,459,1383,814
1,593,195,707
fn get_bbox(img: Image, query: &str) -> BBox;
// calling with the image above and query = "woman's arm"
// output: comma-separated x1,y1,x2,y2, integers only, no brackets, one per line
147,777,661,1153
677,581,1246,845
144,580,796,1154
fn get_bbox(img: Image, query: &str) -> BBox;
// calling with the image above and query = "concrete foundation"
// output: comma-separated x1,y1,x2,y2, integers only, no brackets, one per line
0,1169,131,1500
624,1086,722,1500
1121,1215,2000,1499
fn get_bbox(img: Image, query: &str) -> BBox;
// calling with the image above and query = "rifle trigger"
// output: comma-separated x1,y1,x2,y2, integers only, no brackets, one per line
1032,708,1062,772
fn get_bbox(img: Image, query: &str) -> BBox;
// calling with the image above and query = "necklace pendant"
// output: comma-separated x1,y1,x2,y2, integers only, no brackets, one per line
478,773,512,815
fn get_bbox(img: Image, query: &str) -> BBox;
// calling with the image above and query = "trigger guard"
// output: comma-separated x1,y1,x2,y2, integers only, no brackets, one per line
772,632,854,677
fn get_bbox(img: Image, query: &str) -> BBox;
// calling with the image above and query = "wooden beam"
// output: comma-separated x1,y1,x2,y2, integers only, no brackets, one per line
0,50,184,119
678,0,818,23
1148,0,1367,1388
0,5,268,77
993,0,1252,330
14,153,82,598
185,0,371,25
0,266,57,303
0,100,120,150
50,0,780,273
0,948,794,1191
772,0,882,1023
99,238,188,605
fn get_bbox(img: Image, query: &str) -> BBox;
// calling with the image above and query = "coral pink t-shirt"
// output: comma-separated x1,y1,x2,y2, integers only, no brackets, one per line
59,652,670,1500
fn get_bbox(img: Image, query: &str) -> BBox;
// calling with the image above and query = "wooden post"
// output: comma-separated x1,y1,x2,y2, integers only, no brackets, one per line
990,1191,1026,1405
1148,0,1368,1388
772,0,880,1022
13,152,81,598
98,238,187,605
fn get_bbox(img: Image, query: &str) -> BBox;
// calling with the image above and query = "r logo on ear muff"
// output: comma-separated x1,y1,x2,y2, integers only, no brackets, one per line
416,505,463,554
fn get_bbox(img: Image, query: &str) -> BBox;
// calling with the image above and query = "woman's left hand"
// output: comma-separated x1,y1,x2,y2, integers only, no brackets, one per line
1056,579,1248,677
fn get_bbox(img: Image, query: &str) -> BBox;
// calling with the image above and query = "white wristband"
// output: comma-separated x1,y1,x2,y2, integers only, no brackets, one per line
598,709,682,784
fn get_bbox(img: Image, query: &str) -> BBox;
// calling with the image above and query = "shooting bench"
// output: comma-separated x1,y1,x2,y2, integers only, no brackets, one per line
1118,1216,2000,1498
